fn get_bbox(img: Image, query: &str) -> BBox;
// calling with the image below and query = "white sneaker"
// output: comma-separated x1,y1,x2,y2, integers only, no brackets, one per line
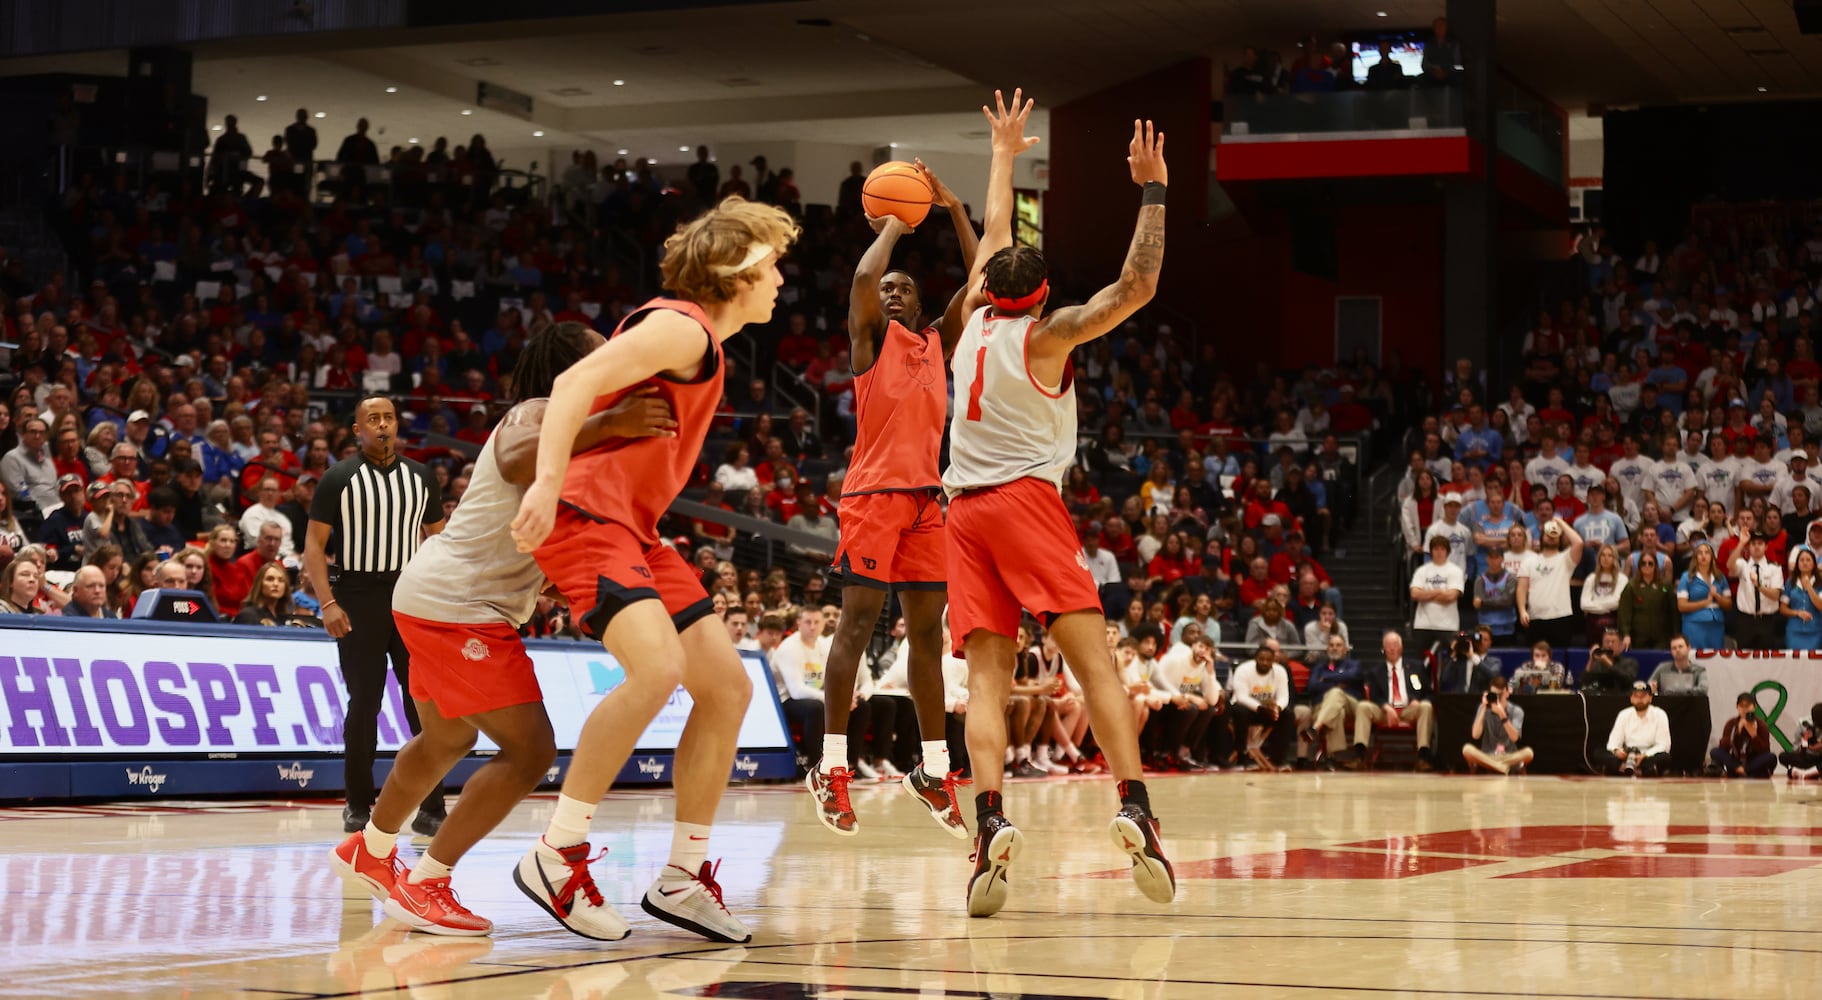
513,840,630,941
877,759,905,780
1035,747,1069,775
853,758,881,780
640,861,752,943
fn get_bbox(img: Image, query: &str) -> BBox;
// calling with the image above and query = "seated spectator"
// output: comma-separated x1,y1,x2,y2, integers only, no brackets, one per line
1440,630,1498,694
1647,635,1707,694
1605,681,1673,776
769,607,829,775
205,524,252,617
1243,597,1300,650
1707,692,1776,778
1341,631,1436,771
82,480,151,564
239,476,297,557
235,562,306,627
1512,641,1572,693
1462,675,1533,775
0,555,46,614
1302,601,1347,655
715,442,759,494
60,565,117,619
1228,640,1293,771
1583,628,1642,690
1149,630,1223,771
1778,704,1822,778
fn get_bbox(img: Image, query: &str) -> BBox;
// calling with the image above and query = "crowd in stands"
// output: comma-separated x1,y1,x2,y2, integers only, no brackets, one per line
1225,16,1460,97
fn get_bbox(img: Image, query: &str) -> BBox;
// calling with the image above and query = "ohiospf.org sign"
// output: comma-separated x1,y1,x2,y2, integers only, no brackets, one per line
0,622,791,756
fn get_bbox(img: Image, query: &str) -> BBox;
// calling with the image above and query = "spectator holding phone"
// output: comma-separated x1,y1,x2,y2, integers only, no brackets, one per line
1462,675,1532,774
1707,692,1776,778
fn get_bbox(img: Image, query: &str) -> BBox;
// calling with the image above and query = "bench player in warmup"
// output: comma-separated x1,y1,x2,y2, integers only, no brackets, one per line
510,197,799,944
808,97,1035,838
947,119,1175,918
330,321,676,936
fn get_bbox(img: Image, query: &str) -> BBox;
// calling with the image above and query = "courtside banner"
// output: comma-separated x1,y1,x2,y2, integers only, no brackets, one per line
0,618,790,757
1693,650,1822,753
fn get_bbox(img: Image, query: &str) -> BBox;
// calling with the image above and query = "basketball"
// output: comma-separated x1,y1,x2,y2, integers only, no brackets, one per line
861,161,932,226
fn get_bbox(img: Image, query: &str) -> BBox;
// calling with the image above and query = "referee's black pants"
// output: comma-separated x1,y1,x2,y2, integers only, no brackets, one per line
336,576,445,817
1735,613,1784,651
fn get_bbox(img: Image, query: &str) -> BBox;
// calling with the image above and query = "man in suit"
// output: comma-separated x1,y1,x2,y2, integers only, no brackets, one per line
1345,630,1437,771
1306,633,1369,769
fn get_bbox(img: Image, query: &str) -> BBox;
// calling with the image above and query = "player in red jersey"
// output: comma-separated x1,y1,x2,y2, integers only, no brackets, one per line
947,118,1175,918
806,154,994,839
509,197,799,944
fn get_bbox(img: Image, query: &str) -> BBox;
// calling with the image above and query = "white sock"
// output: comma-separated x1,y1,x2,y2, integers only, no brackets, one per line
361,821,398,859
408,853,452,884
820,735,849,774
543,793,595,854
921,741,950,777
666,822,712,875
1016,745,1032,763
1035,745,1054,765
1004,747,1015,764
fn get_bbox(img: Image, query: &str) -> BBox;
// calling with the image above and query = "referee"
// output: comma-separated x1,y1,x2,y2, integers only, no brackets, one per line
304,395,448,835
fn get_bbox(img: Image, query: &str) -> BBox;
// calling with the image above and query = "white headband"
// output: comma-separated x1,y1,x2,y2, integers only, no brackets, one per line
712,243,776,276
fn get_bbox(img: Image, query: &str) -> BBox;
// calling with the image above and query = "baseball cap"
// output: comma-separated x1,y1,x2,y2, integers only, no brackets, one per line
298,472,319,484
128,410,150,423
1088,520,1104,532
172,355,196,368
1261,513,1282,527
1632,680,1650,692
1729,398,1747,409
1442,492,1462,505
86,480,110,497
57,474,83,491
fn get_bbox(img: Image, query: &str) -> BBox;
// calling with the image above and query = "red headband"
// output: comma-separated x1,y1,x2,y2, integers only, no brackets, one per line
987,280,1048,314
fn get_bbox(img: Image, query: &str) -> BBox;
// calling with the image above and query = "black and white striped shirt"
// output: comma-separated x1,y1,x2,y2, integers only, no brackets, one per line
309,453,443,574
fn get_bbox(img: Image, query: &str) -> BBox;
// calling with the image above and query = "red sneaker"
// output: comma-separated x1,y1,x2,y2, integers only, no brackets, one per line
385,875,494,936
806,766,859,836
330,831,405,902
902,766,971,840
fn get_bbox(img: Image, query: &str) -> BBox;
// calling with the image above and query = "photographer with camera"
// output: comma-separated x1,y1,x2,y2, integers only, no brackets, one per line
1604,681,1673,776
1778,704,1821,778
1707,692,1776,778
1440,626,1500,694
1581,628,1642,693
1462,675,1532,774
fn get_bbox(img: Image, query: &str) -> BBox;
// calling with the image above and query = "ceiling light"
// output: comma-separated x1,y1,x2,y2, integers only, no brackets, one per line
533,130,545,137
1758,86,1769,92
461,109,473,116
679,145,690,152
617,148,629,155
409,138,419,144
385,86,398,93
314,111,326,118
1376,10,1388,16
211,124,222,131
613,79,626,86
255,95,268,102
888,142,899,148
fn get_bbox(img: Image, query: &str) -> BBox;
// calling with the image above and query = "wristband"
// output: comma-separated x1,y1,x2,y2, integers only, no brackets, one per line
1142,181,1167,206
322,600,339,612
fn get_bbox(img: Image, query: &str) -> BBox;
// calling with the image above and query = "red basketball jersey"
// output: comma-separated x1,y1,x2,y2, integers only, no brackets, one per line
841,319,946,496
559,298,723,543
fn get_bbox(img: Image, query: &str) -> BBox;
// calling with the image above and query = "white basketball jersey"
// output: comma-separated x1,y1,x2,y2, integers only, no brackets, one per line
943,307,1077,497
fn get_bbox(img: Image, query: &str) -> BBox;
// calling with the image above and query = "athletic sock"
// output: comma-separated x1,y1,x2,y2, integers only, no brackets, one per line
666,822,712,875
975,789,1004,825
409,853,453,884
922,741,950,777
1117,779,1152,816
361,821,398,859
820,735,849,774
1015,745,1031,763
542,793,595,856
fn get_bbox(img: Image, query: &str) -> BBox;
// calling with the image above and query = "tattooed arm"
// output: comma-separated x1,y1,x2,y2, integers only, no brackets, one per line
1028,119,1167,380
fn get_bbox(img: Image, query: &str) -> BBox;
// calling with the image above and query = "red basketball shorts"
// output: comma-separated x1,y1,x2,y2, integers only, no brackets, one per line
831,488,946,591
394,612,541,719
945,476,1102,652
535,506,712,637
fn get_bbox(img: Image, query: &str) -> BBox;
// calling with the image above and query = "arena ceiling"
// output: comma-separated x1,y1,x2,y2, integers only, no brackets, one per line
3,0,1818,163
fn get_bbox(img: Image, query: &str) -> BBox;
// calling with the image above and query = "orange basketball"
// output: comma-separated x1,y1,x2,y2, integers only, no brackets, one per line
861,161,932,226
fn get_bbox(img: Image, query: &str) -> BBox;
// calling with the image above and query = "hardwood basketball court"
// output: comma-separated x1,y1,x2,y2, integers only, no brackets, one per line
4,772,1817,999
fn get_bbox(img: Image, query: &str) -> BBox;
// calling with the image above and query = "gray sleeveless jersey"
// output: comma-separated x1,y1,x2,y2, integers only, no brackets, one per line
393,430,542,626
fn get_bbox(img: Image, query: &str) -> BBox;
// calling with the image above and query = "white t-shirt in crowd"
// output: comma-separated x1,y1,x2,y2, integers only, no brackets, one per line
1524,549,1576,620
1580,571,1629,615
1410,560,1465,632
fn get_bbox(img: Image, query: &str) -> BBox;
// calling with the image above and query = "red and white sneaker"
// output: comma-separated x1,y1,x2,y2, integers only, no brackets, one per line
806,766,859,836
641,861,752,943
514,840,630,941
902,766,971,840
1110,804,1176,904
385,874,494,936
330,831,405,902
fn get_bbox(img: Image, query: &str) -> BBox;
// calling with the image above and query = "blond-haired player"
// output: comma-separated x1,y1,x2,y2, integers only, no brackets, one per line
509,197,799,944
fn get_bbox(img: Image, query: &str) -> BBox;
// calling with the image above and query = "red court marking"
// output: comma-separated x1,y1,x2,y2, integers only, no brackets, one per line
1078,849,1498,881
1498,855,1818,879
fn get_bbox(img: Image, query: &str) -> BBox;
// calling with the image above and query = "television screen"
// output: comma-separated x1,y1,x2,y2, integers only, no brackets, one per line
1350,39,1428,84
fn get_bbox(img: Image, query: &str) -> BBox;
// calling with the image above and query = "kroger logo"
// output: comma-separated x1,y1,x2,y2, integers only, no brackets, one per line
636,757,666,778
125,766,168,793
733,755,759,776
276,762,316,788
544,765,562,783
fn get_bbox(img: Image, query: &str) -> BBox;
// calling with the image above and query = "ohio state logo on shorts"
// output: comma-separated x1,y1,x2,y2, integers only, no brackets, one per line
461,638,490,662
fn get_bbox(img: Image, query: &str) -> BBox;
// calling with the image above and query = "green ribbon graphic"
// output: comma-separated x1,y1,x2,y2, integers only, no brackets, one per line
1751,680,1793,753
